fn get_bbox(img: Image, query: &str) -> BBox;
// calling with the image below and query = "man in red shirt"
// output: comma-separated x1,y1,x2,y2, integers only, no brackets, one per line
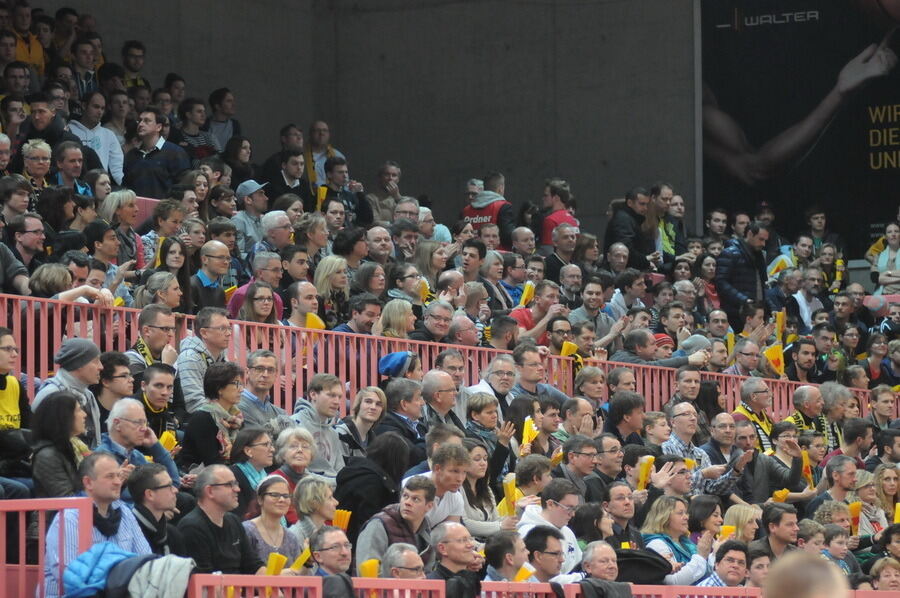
461,171,515,249
509,280,569,346
539,178,578,251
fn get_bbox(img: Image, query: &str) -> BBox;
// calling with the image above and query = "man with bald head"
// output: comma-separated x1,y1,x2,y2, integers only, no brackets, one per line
190,240,230,311
700,412,741,467
365,225,394,266
282,280,319,328
605,242,630,274
511,226,535,258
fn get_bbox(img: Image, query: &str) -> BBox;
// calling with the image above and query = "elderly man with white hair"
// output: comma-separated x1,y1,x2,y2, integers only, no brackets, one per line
455,354,517,424
247,210,293,263
381,543,426,579
418,206,451,243
95,397,181,502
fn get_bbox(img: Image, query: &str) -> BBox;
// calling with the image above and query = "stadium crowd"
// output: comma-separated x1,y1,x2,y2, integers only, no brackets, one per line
1,3,900,598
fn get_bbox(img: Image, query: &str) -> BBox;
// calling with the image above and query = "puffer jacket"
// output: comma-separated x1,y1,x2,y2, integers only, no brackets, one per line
714,238,767,313
62,542,135,598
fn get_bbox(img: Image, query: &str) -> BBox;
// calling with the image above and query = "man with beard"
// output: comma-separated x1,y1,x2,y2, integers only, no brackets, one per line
569,277,625,352
558,264,583,309
485,315,519,352
786,337,818,383
457,354,517,424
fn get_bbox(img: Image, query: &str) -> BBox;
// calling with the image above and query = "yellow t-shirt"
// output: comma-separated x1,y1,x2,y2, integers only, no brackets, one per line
0,374,22,430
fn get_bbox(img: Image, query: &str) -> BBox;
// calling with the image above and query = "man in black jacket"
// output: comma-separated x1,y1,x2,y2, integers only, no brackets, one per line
373,378,427,465
603,187,658,271
715,221,769,331
128,463,186,556
428,522,480,598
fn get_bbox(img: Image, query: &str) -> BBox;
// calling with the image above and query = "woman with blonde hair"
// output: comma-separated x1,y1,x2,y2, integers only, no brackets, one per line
641,495,713,585
313,255,350,329
374,298,416,339
573,366,606,412
461,281,490,335
414,239,448,293
335,386,386,457
850,469,888,537
874,463,899,515
98,189,144,270
20,138,51,202
480,249,513,313
134,271,182,309
722,503,761,544
288,476,338,548
294,211,328,276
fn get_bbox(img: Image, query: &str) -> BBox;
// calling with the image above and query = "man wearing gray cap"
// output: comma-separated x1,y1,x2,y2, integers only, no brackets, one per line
33,338,104,448
231,179,268,257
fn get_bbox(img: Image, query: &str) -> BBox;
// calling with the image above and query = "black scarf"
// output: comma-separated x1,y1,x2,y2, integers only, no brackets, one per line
94,504,123,538
133,503,169,555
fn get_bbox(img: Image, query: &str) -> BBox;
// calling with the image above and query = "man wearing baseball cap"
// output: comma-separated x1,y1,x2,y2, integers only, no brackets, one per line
32,338,104,448
231,179,268,257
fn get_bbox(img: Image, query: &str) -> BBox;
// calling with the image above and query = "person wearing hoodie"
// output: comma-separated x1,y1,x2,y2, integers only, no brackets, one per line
67,91,124,184
461,171,515,250
174,307,230,414
291,373,345,480
33,338,104,449
516,478,583,575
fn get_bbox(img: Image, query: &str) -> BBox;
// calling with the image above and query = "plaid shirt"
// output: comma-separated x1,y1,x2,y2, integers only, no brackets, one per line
661,433,737,496
696,572,728,587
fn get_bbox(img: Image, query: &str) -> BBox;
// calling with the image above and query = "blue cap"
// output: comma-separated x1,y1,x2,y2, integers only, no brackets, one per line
379,351,414,378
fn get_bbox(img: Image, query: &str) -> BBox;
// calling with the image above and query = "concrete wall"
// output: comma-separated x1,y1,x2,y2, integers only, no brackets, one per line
44,0,697,236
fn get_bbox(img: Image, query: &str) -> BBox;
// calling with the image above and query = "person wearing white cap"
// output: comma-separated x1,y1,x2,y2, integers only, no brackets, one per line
33,338,104,448
231,179,268,257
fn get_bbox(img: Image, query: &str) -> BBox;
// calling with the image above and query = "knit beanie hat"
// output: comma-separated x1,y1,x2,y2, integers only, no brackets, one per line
54,338,101,371
379,351,414,378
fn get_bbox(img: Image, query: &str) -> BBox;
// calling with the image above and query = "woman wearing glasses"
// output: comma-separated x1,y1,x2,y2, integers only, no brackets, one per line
20,138,51,207
386,262,424,319
230,427,274,519
243,475,302,567
178,362,245,468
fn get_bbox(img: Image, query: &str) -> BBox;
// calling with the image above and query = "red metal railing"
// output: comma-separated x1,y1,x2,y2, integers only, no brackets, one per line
351,577,446,597
0,294,878,420
187,573,322,597
0,496,93,598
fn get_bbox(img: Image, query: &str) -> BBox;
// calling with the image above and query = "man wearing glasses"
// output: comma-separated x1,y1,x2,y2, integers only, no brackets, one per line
226,251,284,319
126,304,184,421
190,240,230,311
551,435,606,502
517,478,583,574
127,463,185,556
177,464,265,575
409,300,452,343
237,349,286,429
732,378,776,452
7,212,45,273
175,307,230,414
310,525,354,579
96,398,181,504
246,210,293,269
427,521,480,597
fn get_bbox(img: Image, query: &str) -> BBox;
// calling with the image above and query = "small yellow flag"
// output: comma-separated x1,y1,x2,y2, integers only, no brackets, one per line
763,343,785,376
518,281,535,307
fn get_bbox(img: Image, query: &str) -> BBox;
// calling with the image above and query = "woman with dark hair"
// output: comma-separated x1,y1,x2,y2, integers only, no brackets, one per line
178,362,245,467
386,262,424,319
331,226,367,280
83,169,112,203
222,135,254,189
668,257,693,283
208,185,236,219
271,194,304,226
569,502,610,550
506,396,542,460
237,281,278,325
230,427,274,519
860,333,888,388
461,437,514,542
31,391,89,498
67,194,98,232
333,431,409,544
350,261,386,300
449,220,475,268
687,494,723,544
694,380,724,430
572,233,602,278
693,253,720,312
242,475,302,564
179,169,211,220
35,186,75,237
141,236,192,313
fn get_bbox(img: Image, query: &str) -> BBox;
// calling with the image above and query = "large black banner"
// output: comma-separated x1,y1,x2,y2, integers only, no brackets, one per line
701,0,900,256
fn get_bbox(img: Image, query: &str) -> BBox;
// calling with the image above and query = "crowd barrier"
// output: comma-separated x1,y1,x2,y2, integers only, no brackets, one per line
351,577,446,597
187,573,322,597
0,496,94,598
0,294,883,420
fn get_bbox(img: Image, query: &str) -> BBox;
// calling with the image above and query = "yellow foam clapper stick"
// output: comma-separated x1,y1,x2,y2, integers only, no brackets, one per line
560,341,580,357
522,416,538,445
551,450,564,466
223,286,237,303
763,343,785,376
620,542,631,549
266,552,287,576
159,430,177,451
316,185,328,211
894,503,900,524
726,332,735,355
502,473,517,515
359,558,380,578
305,312,326,330
849,501,862,535
514,563,534,582
772,488,789,503
801,449,814,489
418,279,430,303
683,458,696,470
518,280,535,306
718,525,735,541
291,546,311,571
775,310,786,341
636,455,655,491
113,296,125,307
226,587,234,598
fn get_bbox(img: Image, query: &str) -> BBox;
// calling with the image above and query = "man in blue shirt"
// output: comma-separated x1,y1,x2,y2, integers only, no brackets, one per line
237,349,286,428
